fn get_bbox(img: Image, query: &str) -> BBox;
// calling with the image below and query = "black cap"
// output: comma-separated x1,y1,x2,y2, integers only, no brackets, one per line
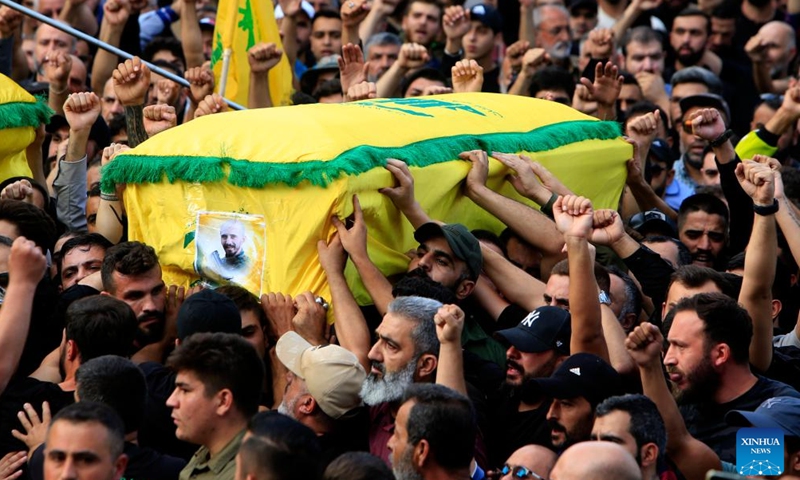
649,138,672,164
568,0,597,14
494,306,571,355
177,289,241,341
414,223,483,280
468,4,503,33
45,114,68,134
628,209,677,238
528,353,622,405
679,93,731,125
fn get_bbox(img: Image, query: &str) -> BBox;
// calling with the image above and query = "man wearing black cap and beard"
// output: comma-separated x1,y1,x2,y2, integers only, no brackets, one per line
530,353,623,452
441,3,504,92
484,306,572,466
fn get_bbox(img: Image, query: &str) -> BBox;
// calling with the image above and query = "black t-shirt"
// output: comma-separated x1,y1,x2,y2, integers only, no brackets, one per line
29,441,187,480
680,375,800,463
138,362,198,461
318,407,370,468
486,388,553,469
0,377,74,457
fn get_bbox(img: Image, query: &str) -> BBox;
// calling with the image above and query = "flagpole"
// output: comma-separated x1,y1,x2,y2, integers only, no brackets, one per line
219,49,232,98
0,0,247,111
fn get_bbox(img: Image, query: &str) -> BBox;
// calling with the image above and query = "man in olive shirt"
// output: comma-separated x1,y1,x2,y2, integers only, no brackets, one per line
166,333,265,480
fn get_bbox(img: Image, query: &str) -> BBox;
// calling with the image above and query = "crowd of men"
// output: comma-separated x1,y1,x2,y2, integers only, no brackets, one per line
3,0,800,477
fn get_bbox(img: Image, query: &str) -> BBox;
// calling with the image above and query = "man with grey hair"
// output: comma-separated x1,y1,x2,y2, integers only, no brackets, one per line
364,33,402,81
533,5,572,62
361,296,443,464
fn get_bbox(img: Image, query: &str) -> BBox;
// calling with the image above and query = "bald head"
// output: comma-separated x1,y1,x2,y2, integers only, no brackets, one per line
551,442,642,480
757,21,796,76
503,445,557,480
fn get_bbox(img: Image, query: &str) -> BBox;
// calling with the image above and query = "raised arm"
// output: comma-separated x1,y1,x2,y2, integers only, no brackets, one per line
112,57,151,148
376,43,428,98
95,143,130,244
0,238,46,395
90,0,130,95
56,92,101,232
480,244,546,312
179,0,204,68
340,0,369,47
247,43,283,108
317,231,372,371
627,323,722,480
735,158,778,372
462,150,565,278
378,158,437,228
553,195,609,362
434,304,467,395
44,50,71,116
334,195,395,316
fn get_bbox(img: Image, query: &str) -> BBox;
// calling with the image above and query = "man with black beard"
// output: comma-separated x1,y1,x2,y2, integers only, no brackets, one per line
663,293,799,463
669,8,717,73
101,242,167,350
530,353,623,453
484,306,572,466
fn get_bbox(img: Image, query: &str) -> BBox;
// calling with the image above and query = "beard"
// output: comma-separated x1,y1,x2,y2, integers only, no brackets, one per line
392,445,424,480
748,0,771,7
546,41,572,60
58,345,67,381
393,268,459,303
277,395,299,419
669,356,721,404
135,311,166,347
676,47,704,67
360,359,417,406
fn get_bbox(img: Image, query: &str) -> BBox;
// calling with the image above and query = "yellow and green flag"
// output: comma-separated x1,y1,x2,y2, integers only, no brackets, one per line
0,74,53,182
103,93,631,305
210,0,293,107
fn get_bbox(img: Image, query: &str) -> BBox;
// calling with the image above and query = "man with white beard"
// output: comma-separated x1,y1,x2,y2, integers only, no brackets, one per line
274,331,370,467
533,6,573,65
359,296,445,465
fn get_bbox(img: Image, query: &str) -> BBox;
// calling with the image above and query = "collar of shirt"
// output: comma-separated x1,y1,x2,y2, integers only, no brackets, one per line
188,429,245,475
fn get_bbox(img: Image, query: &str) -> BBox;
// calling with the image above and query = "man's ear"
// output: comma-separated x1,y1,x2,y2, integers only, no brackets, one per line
66,339,80,362
414,439,431,470
455,278,475,300
298,395,316,416
640,442,659,469
113,454,128,480
215,388,235,416
771,299,782,320
621,313,639,333
416,353,438,380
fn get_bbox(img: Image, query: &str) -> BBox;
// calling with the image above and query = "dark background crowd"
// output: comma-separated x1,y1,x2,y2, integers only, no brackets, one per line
2,0,800,478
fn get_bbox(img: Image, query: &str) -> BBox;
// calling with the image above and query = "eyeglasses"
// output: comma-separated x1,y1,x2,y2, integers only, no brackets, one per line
760,93,784,103
500,464,547,480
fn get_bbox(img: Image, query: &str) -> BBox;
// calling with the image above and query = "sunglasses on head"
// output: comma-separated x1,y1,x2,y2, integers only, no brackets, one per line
500,464,547,480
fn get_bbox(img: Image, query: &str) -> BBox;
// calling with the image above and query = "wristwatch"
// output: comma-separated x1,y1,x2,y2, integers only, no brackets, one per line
598,290,611,306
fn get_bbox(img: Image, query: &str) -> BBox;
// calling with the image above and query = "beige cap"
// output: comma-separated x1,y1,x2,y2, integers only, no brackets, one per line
276,331,366,419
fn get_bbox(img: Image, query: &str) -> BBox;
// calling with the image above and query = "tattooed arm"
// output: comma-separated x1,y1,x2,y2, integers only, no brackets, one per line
124,105,148,148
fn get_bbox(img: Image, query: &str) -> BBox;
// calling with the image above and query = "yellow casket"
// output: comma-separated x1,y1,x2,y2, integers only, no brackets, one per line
102,93,632,303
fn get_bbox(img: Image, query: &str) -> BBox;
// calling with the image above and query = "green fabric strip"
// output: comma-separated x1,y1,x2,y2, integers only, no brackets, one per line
0,98,53,130
101,119,622,193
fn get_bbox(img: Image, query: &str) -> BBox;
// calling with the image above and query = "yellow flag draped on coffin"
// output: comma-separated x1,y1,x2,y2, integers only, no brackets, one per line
0,74,53,182
211,0,293,106
102,93,632,305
